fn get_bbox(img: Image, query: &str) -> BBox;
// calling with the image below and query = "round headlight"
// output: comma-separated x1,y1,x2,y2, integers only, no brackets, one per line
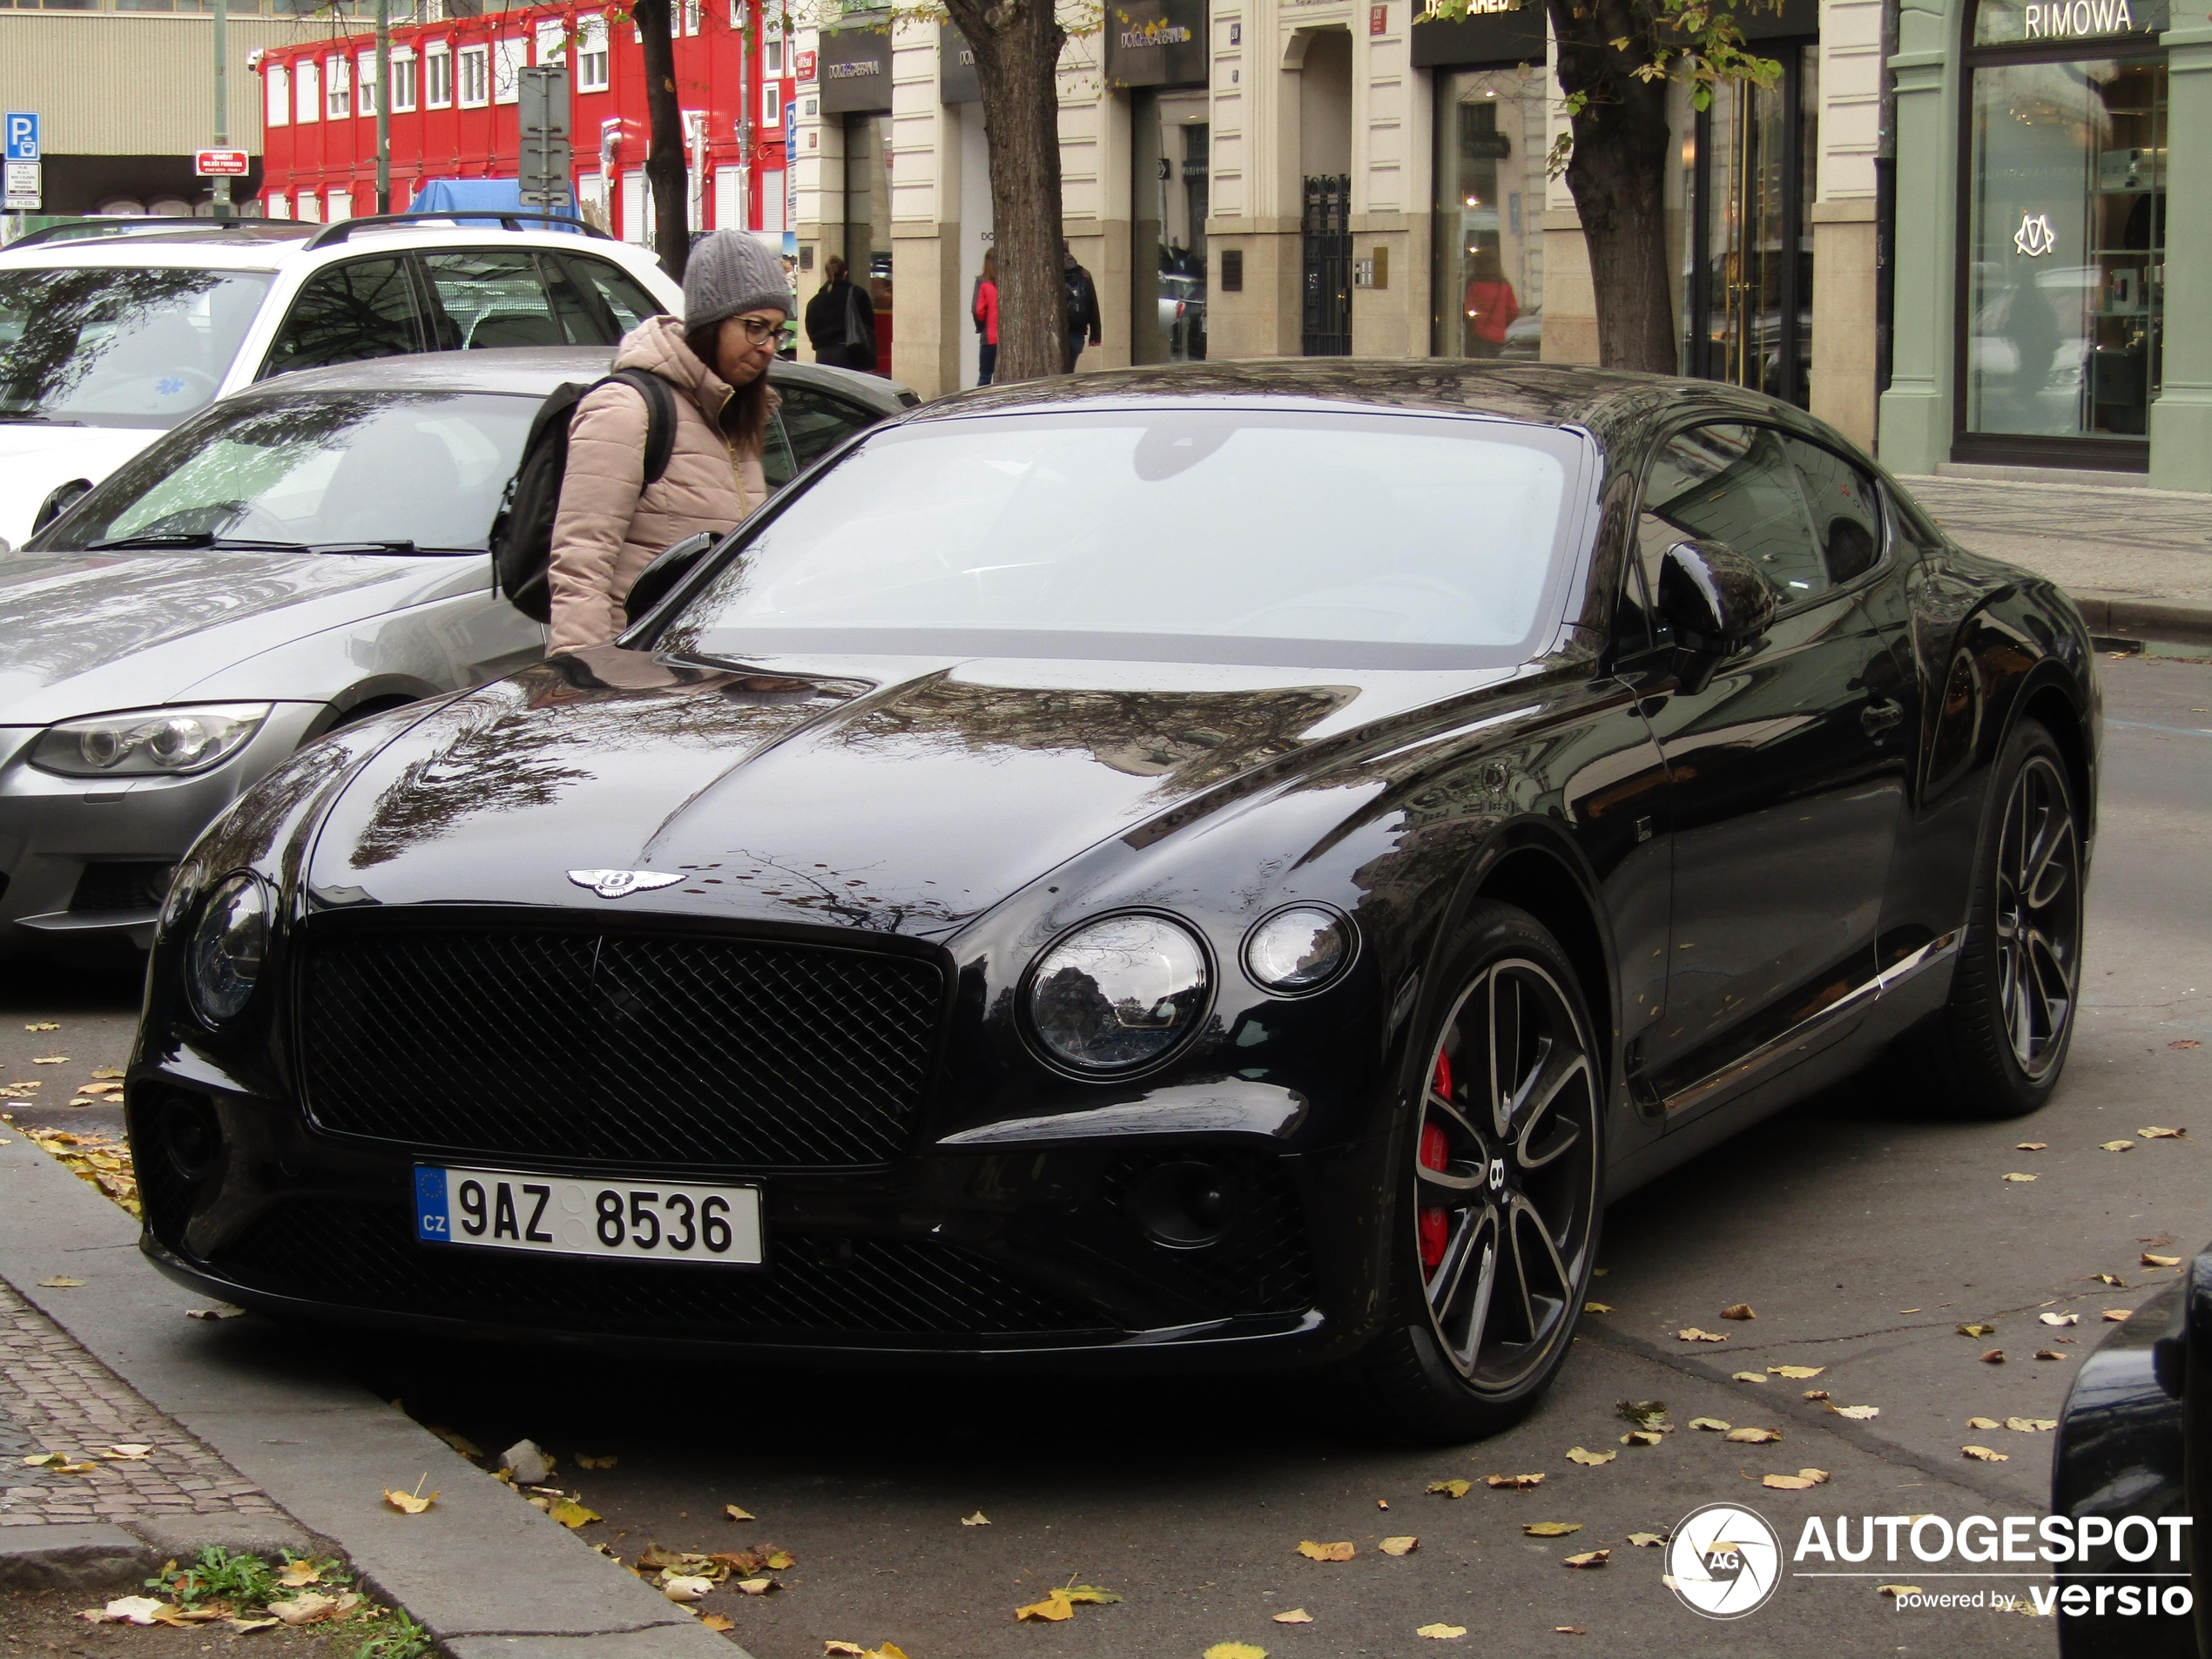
1028,913,1210,1072
187,873,269,1026
1244,905,1354,995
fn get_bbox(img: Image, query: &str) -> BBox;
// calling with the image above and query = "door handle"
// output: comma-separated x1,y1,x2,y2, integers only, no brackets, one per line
1860,698,1904,738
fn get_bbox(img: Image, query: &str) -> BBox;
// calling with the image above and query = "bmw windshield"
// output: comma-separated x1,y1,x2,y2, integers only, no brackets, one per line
663,408,1586,670
0,266,273,428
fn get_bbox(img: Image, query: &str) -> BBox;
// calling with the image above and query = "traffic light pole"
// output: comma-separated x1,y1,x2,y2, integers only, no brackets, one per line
374,0,391,212
211,0,230,219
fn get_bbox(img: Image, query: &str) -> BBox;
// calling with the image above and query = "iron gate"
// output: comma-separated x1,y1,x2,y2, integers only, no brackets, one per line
1301,173,1352,357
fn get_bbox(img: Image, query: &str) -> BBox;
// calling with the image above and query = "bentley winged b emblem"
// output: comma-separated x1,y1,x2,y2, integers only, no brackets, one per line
568,869,685,900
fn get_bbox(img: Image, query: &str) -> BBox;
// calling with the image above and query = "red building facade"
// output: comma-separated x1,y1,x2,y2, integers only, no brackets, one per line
253,2,794,243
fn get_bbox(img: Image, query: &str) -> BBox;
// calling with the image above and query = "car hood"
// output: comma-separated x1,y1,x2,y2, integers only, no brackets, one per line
0,548,487,725
0,425,166,550
303,646,1521,935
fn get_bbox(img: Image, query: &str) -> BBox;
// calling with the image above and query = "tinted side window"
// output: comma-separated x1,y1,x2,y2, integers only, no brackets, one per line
260,258,420,376
1784,437,1885,584
570,256,665,333
538,253,617,344
765,384,879,489
1642,423,1827,605
419,249,563,350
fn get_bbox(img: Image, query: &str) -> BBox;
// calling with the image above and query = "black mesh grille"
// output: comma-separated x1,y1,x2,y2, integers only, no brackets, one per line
297,925,945,1169
126,1093,196,1249
213,1201,1109,1340
1101,1154,1318,1318
72,861,176,914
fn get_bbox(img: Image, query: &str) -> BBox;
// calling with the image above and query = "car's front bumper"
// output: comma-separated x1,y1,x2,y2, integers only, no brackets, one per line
0,705,324,954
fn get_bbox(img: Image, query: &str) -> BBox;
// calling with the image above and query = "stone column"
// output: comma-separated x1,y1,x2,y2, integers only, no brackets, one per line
2148,21,2212,490
1873,0,1959,476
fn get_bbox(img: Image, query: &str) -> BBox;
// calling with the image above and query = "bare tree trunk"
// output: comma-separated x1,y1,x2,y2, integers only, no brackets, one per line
634,0,691,284
943,0,1066,382
1547,0,1678,373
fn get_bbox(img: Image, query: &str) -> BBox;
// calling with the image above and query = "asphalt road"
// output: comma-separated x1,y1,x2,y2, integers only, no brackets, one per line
4,652,2208,1659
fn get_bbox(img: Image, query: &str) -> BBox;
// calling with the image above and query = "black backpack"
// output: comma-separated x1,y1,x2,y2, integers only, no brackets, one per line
491,368,678,623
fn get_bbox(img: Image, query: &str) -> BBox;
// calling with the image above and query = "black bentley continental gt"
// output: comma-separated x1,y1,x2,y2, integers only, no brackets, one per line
130,361,2098,1439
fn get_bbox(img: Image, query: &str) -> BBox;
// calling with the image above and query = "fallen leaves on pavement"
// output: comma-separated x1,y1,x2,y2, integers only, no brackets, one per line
2094,1273,2128,1287
2139,1126,2187,1138
1966,1416,2001,1430
725,1504,755,1521
1523,1522,1581,1537
1416,1623,1467,1639
25,1022,58,1032
1676,1327,1727,1343
2144,1253,2182,1268
2035,1349,2068,1361
1827,1405,1880,1420
550,1498,599,1528
2039,1312,2079,1326
1561,1550,1610,1568
1878,1585,1923,1597
1962,1446,2009,1462
1486,1473,1545,1489
1760,1469,1831,1490
1725,1427,1782,1444
1802,1390,1830,1402
1982,1350,2006,1365
2100,1141,2135,1154
2105,1309,2133,1321
1627,1532,1666,1548
22,1127,138,1216
1768,1365,1823,1379
699,1615,736,1632
2006,1417,2057,1432
276,1561,322,1588
1583,1301,1613,1313
1720,1304,1756,1320
2002,1172,2038,1181
1426,1479,1471,1498
662,1576,714,1603
826,1644,911,1659
1015,1584,1120,1622
1619,1430,1664,1447
1272,1608,1314,1623
37,1278,84,1288
1566,1447,1615,1466
2015,1143,2047,1151
269,1592,362,1626
1204,1644,1269,1659
961,1511,989,1525
103,1444,152,1460
31,1055,68,1065
1731,1371,1766,1383
1379,1536,1420,1556
81,1598,176,1627
1616,1399,1669,1430
1297,1541,1355,1561
382,1479,437,1514
1688,1417,1730,1433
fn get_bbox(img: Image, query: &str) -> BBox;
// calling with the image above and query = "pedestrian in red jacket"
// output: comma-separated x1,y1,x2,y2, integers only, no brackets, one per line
1463,248,1520,360
973,247,1000,386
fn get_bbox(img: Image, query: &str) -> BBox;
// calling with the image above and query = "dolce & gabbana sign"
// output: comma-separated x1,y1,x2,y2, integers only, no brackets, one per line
1104,0,1208,86
819,22,894,113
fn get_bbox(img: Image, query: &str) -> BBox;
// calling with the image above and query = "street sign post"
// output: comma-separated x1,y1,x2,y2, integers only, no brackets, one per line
195,148,251,176
3,159,38,212
3,112,38,163
517,65,573,215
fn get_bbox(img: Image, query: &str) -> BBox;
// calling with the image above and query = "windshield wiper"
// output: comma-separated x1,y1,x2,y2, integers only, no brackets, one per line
0,414,84,426
85,532,310,551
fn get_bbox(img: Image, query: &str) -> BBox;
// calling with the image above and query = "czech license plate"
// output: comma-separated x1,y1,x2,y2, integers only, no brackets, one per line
413,1166,764,1265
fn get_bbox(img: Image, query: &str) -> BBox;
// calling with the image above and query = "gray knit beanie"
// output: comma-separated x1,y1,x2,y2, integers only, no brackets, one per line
683,230,792,328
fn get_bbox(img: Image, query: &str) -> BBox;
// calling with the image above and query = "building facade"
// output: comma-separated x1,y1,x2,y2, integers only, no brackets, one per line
789,0,1890,455
252,0,795,244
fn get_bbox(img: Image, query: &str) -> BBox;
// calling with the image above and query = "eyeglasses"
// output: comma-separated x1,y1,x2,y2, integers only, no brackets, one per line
730,316,781,344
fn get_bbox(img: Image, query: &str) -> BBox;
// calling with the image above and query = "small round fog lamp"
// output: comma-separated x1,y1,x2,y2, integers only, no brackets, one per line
1243,906,1352,995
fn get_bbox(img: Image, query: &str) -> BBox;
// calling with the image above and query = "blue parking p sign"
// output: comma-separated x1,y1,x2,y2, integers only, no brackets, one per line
3,113,37,163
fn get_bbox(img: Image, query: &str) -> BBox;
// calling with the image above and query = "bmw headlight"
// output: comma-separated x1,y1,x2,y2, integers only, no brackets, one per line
30,704,270,779
1028,913,1210,1072
187,873,269,1026
1243,905,1354,995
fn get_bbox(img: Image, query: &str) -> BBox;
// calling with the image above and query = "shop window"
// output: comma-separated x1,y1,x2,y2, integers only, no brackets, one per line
577,15,610,91
492,37,526,104
1131,87,1210,363
457,44,490,108
296,57,320,124
391,50,418,112
425,43,453,108
1431,64,1546,361
327,55,351,119
266,63,290,126
844,111,894,372
1963,44,2166,450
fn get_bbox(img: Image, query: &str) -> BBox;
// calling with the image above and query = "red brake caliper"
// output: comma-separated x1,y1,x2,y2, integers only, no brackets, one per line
1419,1049,1453,1278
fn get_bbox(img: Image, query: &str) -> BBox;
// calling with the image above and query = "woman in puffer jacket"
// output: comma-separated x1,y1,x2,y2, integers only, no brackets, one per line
547,231,792,652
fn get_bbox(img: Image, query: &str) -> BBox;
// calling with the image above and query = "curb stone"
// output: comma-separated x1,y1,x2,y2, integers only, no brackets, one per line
0,1136,750,1659
2074,597,2212,648
0,1514,320,1593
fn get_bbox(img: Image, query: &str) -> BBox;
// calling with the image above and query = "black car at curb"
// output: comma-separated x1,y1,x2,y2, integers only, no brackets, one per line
126,361,2100,1440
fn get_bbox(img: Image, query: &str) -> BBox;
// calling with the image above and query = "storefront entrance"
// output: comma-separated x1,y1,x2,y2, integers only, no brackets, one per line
1131,86,1210,363
1431,64,1547,360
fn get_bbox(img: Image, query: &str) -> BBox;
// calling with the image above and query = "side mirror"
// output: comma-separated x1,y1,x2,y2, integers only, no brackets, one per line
1657,538,1776,658
31,478,93,537
622,531,718,627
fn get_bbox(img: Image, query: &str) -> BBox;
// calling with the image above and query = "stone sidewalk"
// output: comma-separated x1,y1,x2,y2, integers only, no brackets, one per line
1,1277,278,1533
1900,473,2212,631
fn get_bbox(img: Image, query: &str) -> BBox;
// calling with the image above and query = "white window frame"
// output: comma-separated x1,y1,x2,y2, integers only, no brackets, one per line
265,190,289,219
357,51,380,116
421,0,443,18
326,187,354,223
765,38,783,73
457,43,490,108
424,41,452,108
326,54,351,119
534,17,566,64
492,37,525,104
294,191,321,222
577,13,609,91
680,0,700,34
389,46,418,111
296,57,320,124
266,63,289,126
762,84,779,124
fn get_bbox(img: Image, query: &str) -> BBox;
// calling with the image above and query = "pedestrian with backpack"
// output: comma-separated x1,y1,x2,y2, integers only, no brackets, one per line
973,247,1000,386
542,231,789,652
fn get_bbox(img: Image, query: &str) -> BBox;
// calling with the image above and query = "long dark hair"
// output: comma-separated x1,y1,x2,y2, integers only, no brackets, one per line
683,320,773,455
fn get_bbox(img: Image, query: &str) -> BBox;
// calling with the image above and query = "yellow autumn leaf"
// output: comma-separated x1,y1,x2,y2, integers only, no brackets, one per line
2039,1312,2079,1326
103,1444,152,1460
1720,1303,1756,1320
382,1485,437,1514
550,1499,600,1528
2144,1253,2182,1267
2015,1142,2047,1151
1485,1472,1544,1488
1204,1644,1270,1659
1688,1417,1730,1432
1676,1326,1727,1343
1725,1426,1782,1444
1271,1608,1314,1623
1962,1446,2009,1462
1583,1301,1613,1313
699,1615,735,1633
1015,1590,1076,1622
1416,1625,1467,1640
2003,1171,2039,1180
725,1505,755,1521
2006,1417,2057,1433
1426,1479,1470,1498
1062,1586,1121,1605
2099,1141,2134,1153
1565,1447,1615,1466
1878,1584,1922,1597
1828,1405,1879,1420
1955,1324,1997,1338
25,1022,58,1032
1297,1540,1354,1561
732,1578,775,1595
1627,1532,1665,1547
1523,1521,1581,1537
1379,1536,1419,1556
1762,1469,1831,1490
2139,1126,2186,1139
2105,1308,2133,1321
1966,1415,2001,1428
2095,1273,2128,1286
662,1576,713,1603
1768,1365,1824,1378
1730,1371,1765,1383
37,1277,84,1288
1561,1549,1611,1568
276,1561,322,1588
961,1511,989,1525
1619,1430,1663,1446
30,1055,69,1064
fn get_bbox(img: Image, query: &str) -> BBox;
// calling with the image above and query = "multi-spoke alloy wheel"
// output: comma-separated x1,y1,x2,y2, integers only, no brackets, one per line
1413,956,1600,1393
1992,753,2080,1082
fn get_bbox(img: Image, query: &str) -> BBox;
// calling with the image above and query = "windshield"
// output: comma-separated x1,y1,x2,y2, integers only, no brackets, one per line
0,266,273,428
663,409,1580,668
38,391,537,554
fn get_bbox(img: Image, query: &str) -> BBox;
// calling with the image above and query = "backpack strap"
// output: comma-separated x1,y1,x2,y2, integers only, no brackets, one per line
604,368,678,486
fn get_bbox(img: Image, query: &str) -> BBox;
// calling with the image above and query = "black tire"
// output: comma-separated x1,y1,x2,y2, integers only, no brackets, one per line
1364,901,1604,1442
1916,717,2084,1118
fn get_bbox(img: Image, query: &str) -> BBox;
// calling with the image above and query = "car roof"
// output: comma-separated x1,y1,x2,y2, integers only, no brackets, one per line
906,358,1790,435
0,223,651,275
226,347,916,409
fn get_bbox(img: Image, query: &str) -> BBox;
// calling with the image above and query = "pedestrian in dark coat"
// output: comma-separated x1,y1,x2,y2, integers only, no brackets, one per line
1061,243,1102,374
805,256,878,373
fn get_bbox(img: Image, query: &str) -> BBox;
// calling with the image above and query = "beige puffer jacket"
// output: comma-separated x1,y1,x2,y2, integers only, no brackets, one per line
547,314,772,652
